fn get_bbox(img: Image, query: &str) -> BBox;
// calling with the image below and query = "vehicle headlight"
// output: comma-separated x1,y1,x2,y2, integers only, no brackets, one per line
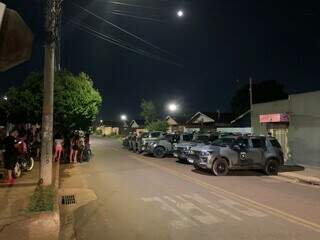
201,151,211,156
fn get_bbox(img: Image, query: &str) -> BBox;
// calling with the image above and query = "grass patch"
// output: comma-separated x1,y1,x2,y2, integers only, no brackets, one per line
28,184,55,212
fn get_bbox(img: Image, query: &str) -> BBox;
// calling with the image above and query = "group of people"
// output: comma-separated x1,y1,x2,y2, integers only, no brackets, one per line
0,127,41,184
53,131,91,164
1,126,92,184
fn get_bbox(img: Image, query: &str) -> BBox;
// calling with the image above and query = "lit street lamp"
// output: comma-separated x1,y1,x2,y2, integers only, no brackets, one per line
168,103,179,112
177,10,184,18
3,95,8,101
120,114,127,121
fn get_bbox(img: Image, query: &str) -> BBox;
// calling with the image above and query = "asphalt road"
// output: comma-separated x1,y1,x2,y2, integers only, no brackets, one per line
60,137,320,240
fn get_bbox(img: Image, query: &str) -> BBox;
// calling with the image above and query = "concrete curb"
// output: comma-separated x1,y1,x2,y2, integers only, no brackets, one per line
279,172,320,186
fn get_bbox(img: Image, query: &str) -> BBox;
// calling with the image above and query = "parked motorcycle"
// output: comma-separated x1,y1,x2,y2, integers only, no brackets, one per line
12,140,35,178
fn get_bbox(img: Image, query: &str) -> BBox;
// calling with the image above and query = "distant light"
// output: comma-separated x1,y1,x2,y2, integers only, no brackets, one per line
3,96,8,101
121,115,127,121
177,10,184,18
100,119,103,123
168,103,178,112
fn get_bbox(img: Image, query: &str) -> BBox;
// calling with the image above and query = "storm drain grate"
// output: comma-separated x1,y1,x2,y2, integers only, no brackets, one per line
61,195,76,205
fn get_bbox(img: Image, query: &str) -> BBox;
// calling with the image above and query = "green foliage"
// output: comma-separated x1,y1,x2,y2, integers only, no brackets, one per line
28,185,55,212
140,99,158,124
146,120,169,132
231,80,288,115
5,70,102,131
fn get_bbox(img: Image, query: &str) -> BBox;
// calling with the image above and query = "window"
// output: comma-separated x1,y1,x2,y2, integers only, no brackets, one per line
270,139,282,148
151,132,160,138
182,134,193,141
196,135,209,143
236,138,249,148
251,138,264,148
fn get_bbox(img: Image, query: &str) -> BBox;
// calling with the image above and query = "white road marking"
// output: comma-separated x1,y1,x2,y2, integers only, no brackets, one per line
141,197,198,229
174,195,220,224
182,194,243,221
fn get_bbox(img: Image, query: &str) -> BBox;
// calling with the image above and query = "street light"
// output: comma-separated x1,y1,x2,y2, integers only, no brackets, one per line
177,10,184,18
168,103,179,112
120,114,127,121
3,95,7,101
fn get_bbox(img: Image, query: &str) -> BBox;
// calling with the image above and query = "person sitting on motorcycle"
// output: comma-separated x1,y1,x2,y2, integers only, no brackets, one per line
2,129,20,184
54,133,64,162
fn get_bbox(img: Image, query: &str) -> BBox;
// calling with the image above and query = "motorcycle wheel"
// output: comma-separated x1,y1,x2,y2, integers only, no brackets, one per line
26,157,35,171
13,162,22,178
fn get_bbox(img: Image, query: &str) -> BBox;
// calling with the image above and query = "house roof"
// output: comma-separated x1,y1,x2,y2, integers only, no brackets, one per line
188,112,235,124
230,110,251,127
165,115,191,125
130,119,145,128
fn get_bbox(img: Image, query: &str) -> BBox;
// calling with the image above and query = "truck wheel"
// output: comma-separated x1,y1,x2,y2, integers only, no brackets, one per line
264,159,279,176
153,146,165,158
212,158,229,176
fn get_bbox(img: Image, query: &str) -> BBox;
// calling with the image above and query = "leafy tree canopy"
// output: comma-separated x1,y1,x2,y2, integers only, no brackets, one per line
146,120,169,132
231,80,288,115
140,99,159,124
5,70,102,131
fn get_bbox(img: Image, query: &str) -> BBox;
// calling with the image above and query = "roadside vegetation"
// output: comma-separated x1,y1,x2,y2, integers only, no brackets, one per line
28,184,55,212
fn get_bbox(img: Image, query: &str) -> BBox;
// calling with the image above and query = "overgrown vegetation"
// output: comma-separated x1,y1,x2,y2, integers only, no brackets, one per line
28,184,55,212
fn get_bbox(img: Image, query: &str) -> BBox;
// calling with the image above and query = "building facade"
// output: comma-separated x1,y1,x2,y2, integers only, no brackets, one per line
251,90,320,166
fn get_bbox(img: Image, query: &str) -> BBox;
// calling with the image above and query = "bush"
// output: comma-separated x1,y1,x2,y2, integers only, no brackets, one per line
28,185,55,212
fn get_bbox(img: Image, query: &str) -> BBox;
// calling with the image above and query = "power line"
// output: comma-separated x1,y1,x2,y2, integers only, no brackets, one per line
112,10,165,23
70,20,183,67
70,1,180,60
110,1,161,11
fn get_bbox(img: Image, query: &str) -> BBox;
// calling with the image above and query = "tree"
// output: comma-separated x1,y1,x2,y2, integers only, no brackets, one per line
140,99,158,124
231,80,288,115
146,120,169,132
5,70,102,131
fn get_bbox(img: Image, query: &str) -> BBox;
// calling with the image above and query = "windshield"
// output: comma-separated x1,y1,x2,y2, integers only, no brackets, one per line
211,138,235,147
194,135,210,143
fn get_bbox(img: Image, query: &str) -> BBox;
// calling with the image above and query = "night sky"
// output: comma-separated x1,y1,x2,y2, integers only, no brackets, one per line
0,0,319,121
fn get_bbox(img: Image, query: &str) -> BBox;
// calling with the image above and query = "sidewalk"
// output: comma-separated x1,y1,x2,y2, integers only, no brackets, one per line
0,161,60,240
279,165,320,186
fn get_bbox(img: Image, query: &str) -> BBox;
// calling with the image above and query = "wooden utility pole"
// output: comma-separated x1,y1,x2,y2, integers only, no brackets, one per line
249,77,253,112
40,0,62,186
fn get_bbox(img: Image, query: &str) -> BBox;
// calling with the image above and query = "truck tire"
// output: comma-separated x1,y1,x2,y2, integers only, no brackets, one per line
264,159,279,176
212,158,229,176
153,146,165,158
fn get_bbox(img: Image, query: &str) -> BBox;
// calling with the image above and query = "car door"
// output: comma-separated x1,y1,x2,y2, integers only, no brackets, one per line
247,138,265,168
236,138,251,166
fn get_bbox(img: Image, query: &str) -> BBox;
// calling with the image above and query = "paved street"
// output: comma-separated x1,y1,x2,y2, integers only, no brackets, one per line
60,137,320,240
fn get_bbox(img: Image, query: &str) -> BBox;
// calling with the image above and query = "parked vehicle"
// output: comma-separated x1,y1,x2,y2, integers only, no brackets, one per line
122,136,129,148
146,133,193,158
173,133,218,162
188,135,284,176
136,131,166,153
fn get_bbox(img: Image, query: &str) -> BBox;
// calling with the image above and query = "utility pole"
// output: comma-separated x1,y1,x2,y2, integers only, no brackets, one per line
40,0,62,186
249,77,253,112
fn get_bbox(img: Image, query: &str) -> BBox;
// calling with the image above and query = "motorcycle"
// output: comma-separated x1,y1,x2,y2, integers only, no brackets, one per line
12,140,35,178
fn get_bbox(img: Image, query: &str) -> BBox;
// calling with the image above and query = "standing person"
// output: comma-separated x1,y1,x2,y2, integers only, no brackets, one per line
54,133,64,162
69,135,79,164
3,129,20,184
